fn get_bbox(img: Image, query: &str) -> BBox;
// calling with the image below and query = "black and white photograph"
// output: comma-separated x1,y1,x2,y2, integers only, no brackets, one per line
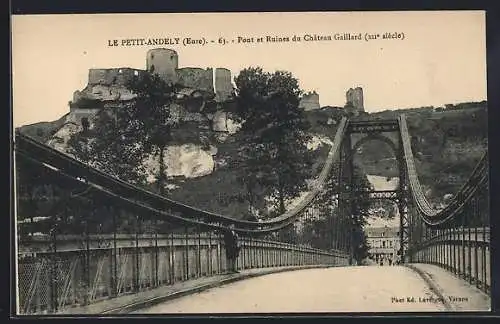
11,11,490,315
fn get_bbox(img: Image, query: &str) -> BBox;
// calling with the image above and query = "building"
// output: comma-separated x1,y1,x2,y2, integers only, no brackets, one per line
365,225,400,265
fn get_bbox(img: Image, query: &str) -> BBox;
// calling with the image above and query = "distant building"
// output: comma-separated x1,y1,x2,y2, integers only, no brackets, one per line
345,87,365,116
365,225,400,265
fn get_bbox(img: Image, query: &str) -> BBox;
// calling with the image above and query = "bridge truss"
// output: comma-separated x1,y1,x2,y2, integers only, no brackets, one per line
13,114,489,314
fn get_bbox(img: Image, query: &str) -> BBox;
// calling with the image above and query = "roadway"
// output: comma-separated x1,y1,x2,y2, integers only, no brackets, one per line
132,266,455,313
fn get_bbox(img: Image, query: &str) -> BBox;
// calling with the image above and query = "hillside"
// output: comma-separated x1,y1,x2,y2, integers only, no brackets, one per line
165,106,345,218
16,101,487,217
355,102,488,204
280,101,488,204
17,106,338,220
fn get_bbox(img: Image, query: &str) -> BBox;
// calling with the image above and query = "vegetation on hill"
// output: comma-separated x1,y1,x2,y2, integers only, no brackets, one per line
227,67,314,218
351,102,488,203
300,163,372,261
17,99,488,208
56,68,328,223
16,60,487,250
67,73,178,193
406,104,487,203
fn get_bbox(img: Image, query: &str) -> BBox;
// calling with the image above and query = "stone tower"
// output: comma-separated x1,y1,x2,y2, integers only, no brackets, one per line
146,48,179,84
299,91,320,111
346,87,364,115
214,68,233,102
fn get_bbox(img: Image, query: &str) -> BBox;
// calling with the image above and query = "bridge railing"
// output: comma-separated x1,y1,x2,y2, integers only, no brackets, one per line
17,233,348,314
399,114,490,293
409,227,490,293
403,152,490,293
14,118,350,315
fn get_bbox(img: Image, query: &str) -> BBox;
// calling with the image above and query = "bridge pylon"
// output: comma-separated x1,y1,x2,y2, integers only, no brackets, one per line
336,118,410,263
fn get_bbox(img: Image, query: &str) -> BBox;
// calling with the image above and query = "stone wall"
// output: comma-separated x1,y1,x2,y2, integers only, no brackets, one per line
176,67,214,92
299,92,320,111
73,84,137,103
88,68,144,86
82,68,142,104
214,68,233,102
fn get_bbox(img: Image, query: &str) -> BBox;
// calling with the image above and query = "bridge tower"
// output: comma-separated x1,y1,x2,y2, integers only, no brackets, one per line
337,119,410,263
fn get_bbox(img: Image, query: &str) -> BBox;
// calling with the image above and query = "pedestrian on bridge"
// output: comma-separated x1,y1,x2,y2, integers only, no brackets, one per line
223,225,240,274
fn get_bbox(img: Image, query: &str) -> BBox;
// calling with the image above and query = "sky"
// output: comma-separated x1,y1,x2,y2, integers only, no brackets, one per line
11,11,486,127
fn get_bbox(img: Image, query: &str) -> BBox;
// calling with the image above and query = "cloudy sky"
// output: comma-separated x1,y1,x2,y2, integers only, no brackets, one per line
12,11,486,127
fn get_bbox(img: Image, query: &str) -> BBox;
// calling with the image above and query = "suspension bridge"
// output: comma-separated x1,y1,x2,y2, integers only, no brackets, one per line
14,115,490,314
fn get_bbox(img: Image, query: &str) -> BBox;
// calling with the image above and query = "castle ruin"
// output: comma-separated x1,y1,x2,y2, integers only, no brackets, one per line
299,91,320,111
146,48,178,84
69,48,235,125
345,87,364,116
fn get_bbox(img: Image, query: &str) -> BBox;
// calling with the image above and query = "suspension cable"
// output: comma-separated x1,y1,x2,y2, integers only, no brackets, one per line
15,117,349,229
398,114,488,226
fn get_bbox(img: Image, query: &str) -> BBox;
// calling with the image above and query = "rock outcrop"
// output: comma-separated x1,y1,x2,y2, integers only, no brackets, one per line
142,144,217,181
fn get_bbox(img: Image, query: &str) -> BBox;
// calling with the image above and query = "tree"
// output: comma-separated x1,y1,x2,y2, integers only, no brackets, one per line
227,67,313,217
67,73,176,193
233,142,270,217
349,166,373,264
300,164,340,251
300,215,335,250
199,98,218,134
127,73,177,194
296,162,373,257
67,109,148,185
353,231,370,263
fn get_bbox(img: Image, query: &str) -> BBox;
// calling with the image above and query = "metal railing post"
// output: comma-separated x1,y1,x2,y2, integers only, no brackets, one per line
50,223,58,313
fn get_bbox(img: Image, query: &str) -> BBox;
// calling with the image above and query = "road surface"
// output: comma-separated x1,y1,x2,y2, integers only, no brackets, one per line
133,266,450,313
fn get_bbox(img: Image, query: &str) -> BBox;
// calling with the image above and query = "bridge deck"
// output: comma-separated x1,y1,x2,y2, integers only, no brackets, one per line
133,264,490,314
50,265,322,315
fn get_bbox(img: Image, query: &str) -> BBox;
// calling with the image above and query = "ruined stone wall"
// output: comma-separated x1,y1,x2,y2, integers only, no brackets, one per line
176,68,214,93
346,87,364,112
81,68,143,103
299,92,320,111
88,68,144,86
73,84,137,103
214,68,233,102
146,48,178,84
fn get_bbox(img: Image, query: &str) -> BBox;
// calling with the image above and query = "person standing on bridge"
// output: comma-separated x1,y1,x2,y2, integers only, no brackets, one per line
223,225,241,273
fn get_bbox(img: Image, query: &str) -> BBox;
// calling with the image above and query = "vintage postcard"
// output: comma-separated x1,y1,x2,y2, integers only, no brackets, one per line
11,11,490,315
